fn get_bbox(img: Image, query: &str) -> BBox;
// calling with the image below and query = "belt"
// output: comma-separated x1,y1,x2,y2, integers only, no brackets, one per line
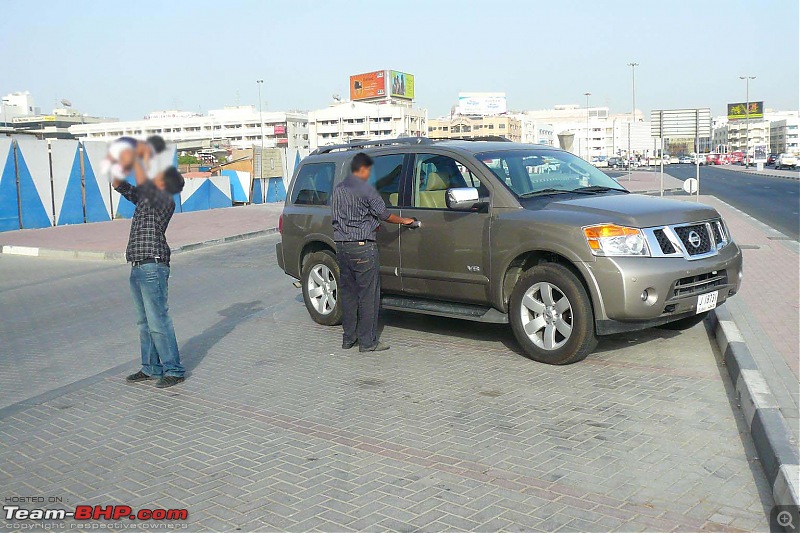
336,240,374,244
131,257,168,267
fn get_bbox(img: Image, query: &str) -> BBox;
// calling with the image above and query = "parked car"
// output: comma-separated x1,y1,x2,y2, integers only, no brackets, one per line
767,153,778,166
669,156,680,164
679,156,693,164
775,153,798,169
277,138,743,365
607,157,625,169
591,156,608,168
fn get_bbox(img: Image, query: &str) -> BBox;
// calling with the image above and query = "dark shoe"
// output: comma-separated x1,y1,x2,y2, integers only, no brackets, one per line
126,371,153,383
155,376,185,388
359,341,390,353
342,339,358,350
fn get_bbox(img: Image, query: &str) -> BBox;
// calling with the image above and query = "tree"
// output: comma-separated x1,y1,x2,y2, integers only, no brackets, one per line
178,154,200,165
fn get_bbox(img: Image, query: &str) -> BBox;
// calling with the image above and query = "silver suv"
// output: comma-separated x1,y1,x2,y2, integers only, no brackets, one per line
277,138,743,364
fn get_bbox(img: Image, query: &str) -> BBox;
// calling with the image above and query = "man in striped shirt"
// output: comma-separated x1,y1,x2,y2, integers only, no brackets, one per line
331,153,416,352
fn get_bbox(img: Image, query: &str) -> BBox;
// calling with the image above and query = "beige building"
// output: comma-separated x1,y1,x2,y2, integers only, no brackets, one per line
427,115,522,142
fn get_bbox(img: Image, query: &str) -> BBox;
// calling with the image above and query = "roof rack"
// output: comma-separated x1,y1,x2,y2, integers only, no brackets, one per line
310,137,433,155
443,135,512,143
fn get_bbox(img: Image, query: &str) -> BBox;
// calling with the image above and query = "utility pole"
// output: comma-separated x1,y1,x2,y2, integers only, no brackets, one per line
584,92,591,161
256,79,265,203
627,62,639,179
739,75,755,168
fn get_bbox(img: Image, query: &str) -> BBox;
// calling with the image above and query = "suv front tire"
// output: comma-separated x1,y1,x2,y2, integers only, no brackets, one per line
301,250,342,326
509,263,597,365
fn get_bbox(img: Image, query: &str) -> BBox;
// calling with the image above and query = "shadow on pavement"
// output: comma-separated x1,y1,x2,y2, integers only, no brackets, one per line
181,300,264,373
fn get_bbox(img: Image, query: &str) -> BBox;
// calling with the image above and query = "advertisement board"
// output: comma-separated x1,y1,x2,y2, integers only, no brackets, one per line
753,143,768,163
350,71,385,101
456,92,507,116
389,71,414,99
727,101,763,120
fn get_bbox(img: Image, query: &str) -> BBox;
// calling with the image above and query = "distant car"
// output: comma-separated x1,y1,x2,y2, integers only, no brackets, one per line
591,156,608,168
767,154,778,166
607,157,625,169
669,156,680,164
679,156,692,164
775,153,798,170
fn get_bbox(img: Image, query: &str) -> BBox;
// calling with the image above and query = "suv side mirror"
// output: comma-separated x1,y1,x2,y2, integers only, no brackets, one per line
446,187,486,211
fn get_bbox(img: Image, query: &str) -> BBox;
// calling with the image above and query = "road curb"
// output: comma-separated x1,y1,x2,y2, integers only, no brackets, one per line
0,227,278,262
709,306,800,508
728,169,800,181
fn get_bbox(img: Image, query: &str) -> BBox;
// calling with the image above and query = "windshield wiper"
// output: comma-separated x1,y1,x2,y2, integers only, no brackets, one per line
572,185,629,194
518,188,576,198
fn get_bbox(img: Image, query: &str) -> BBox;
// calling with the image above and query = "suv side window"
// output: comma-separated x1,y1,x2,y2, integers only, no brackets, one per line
368,154,404,207
290,163,335,205
412,153,489,209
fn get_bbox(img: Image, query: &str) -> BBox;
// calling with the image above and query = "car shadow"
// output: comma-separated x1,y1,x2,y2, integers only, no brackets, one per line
180,300,265,374
378,309,681,359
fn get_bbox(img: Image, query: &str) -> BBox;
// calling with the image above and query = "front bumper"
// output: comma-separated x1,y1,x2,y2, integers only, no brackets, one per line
582,242,743,324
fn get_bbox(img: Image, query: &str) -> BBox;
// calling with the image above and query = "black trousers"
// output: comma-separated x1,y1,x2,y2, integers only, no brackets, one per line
336,241,380,349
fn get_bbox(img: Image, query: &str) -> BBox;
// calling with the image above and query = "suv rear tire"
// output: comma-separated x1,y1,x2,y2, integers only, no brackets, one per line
301,250,342,326
509,263,597,365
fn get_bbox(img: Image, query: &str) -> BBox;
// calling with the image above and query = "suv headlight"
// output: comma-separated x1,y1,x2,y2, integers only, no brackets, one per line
583,224,650,256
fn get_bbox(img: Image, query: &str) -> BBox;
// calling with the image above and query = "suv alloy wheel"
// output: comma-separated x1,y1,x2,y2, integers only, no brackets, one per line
509,263,597,364
301,250,343,326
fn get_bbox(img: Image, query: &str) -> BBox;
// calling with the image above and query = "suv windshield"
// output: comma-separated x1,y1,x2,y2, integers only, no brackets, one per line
475,149,627,197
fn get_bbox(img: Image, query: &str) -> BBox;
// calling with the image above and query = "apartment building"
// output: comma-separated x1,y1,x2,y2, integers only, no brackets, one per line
307,100,427,150
69,106,309,151
769,117,800,154
427,114,523,142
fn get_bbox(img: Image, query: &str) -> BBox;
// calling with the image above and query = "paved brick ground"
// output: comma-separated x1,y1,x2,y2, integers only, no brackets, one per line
0,203,282,254
0,236,774,531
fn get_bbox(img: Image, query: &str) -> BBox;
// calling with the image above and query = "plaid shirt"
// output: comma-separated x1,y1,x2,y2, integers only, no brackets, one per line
114,181,175,264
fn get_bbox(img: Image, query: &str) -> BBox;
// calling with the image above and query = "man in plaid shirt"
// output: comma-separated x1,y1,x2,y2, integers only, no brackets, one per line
111,140,186,388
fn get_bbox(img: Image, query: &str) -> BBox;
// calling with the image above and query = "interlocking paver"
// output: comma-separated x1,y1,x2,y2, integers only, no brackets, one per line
0,235,775,531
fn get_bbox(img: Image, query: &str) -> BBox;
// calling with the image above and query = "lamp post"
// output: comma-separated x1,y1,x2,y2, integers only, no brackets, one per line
739,75,755,168
627,62,638,178
584,92,591,161
256,79,265,203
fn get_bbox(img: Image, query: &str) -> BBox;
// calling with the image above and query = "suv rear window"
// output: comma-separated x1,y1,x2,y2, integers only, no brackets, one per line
291,163,335,205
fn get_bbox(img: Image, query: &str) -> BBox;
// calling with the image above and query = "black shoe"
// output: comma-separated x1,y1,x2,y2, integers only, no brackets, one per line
342,340,358,350
126,371,153,383
359,341,390,353
155,376,185,388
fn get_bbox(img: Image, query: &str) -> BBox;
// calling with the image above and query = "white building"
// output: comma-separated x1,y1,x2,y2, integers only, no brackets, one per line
69,106,309,151
307,100,427,150
769,116,800,155
1,91,40,123
511,113,554,145
524,105,650,159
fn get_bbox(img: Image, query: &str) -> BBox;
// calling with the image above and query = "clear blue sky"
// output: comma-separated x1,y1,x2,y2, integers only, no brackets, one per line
1,0,797,120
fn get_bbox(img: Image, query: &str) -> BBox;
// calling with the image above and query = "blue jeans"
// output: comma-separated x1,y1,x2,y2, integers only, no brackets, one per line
129,263,184,377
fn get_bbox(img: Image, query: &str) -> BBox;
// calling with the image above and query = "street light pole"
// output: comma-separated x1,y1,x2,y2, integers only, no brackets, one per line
256,79,265,203
739,75,755,168
627,62,638,179
584,92,591,161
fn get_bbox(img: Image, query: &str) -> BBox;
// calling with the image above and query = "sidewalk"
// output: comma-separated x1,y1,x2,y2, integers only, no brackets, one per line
0,203,283,260
613,170,684,194
677,193,799,435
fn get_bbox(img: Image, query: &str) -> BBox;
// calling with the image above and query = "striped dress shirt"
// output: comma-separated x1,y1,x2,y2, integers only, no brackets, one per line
331,175,390,242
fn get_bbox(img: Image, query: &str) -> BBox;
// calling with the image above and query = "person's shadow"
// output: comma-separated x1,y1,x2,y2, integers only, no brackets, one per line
181,300,264,374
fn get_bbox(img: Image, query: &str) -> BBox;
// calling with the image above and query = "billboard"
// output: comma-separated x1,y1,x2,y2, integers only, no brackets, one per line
389,71,414,99
457,92,507,116
350,70,385,101
727,101,763,120
753,143,768,163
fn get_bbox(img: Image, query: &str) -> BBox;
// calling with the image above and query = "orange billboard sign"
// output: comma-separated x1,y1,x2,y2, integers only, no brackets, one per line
350,70,386,101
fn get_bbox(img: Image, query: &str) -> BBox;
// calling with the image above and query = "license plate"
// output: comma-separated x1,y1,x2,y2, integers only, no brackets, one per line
696,291,718,314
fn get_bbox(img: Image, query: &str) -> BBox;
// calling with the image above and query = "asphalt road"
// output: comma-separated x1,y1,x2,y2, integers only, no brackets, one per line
661,165,800,240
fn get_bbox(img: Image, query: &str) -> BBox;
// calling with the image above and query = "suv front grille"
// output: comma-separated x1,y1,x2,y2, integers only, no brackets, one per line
674,224,712,255
671,271,728,299
653,229,676,254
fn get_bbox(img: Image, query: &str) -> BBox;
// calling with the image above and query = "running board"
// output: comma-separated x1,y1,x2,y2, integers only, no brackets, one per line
381,295,508,324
